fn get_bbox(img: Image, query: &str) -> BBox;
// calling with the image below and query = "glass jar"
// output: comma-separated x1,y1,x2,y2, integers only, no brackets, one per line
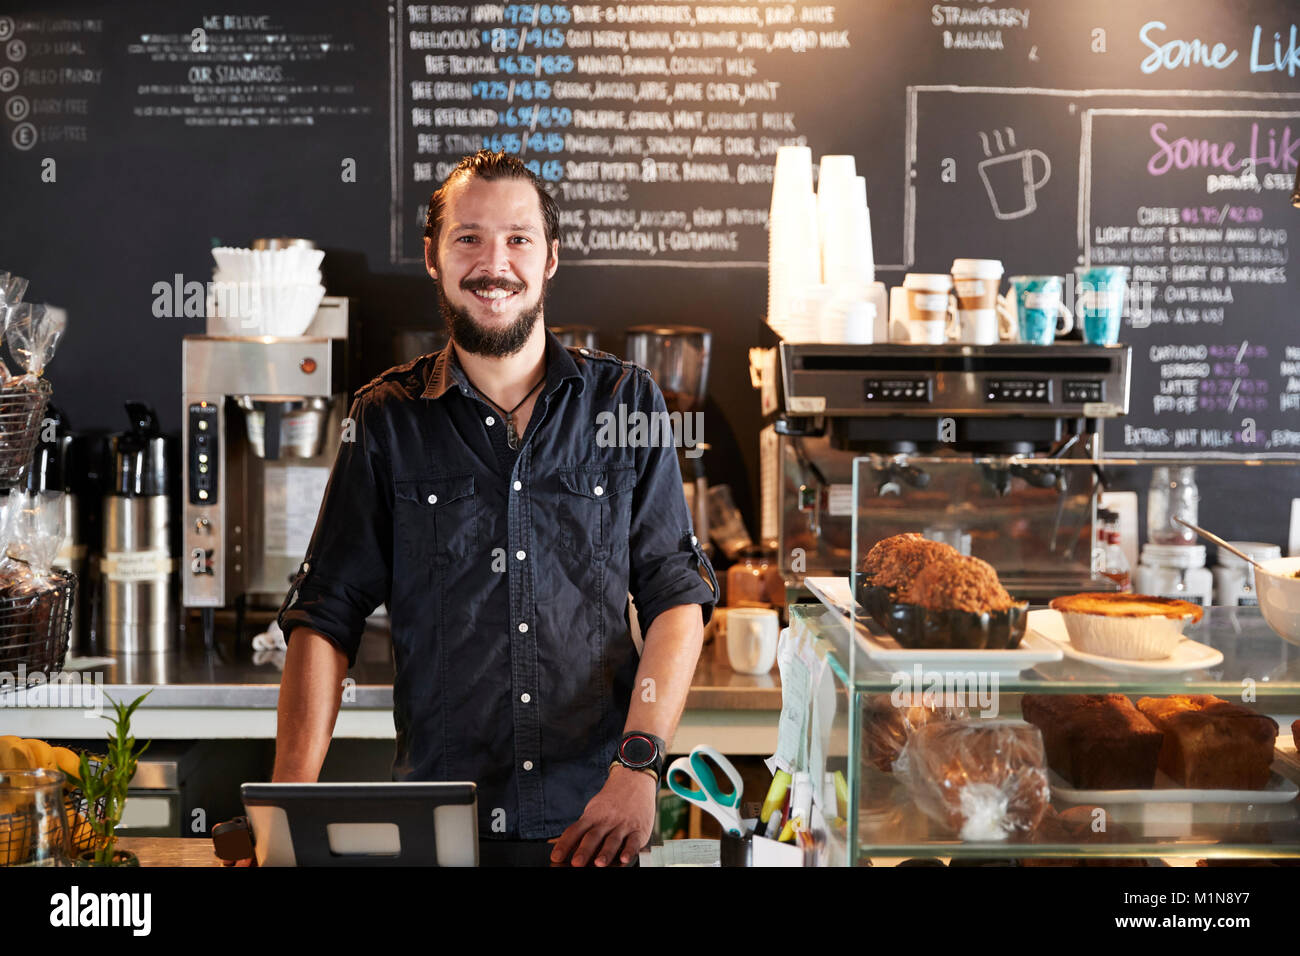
725,545,785,610
0,768,70,867
1134,543,1212,605
1147,465,1199,545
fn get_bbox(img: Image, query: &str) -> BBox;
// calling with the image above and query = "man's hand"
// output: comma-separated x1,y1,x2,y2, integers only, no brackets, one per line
551,765,656,866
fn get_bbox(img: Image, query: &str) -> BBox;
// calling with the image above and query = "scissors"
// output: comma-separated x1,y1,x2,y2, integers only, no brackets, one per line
665,744,745,836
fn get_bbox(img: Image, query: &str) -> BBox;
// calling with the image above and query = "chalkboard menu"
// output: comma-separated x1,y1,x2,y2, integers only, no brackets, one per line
1,0,1299,536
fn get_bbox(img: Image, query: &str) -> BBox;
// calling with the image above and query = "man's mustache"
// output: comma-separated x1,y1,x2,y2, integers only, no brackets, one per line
462,277,526,293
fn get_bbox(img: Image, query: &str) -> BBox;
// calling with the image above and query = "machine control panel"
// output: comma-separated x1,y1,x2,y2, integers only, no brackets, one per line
863,378,932,403
985,379,1050,403
1063,380,1105,404
188,403,219,505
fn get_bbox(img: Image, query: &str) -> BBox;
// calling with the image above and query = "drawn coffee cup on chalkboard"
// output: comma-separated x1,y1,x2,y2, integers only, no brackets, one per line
978,128,1052,221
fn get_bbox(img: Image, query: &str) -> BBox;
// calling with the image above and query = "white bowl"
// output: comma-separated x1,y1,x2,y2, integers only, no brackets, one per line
1254,556,1300,648
1056,610,1193,660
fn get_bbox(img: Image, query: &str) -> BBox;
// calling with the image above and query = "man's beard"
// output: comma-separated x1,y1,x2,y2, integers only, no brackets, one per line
437,273,548,358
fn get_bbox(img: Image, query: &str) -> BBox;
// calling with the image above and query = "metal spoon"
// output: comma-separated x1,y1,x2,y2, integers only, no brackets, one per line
1172,516,1273,576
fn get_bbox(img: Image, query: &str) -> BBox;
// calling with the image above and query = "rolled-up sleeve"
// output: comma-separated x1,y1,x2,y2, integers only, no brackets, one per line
277,393,393,667
627,369,718,634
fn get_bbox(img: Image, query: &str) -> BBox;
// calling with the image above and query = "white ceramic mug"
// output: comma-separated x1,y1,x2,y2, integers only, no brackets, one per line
725,607,779,674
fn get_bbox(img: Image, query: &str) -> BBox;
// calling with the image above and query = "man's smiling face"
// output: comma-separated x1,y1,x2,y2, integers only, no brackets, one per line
425,174,559,358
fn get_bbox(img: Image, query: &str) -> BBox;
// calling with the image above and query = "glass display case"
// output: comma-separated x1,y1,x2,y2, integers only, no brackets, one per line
790,456,1300,866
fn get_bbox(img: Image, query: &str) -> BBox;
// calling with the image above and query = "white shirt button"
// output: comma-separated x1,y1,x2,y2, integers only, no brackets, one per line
485,415,495,426
691,534,698,545
427,494,438,505
520,693,531,703
593,485,604,496
302,562,310,573
518,622,528,633
516,550,526,561
579,348,590,355
523,760,534,771
513,480,522,491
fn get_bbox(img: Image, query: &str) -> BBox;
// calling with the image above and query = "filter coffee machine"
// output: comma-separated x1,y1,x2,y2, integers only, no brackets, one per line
624,325,712,552
181,298,350,647
759,341,1132,601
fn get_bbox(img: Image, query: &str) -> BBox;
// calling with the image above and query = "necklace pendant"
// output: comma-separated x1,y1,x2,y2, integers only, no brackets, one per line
506,417,519,450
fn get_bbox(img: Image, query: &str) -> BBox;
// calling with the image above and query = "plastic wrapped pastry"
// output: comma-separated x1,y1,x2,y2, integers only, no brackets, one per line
902,720,1051,842
4,303,66,387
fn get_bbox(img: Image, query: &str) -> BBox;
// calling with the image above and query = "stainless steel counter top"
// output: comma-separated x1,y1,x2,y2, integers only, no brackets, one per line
1,619,782,712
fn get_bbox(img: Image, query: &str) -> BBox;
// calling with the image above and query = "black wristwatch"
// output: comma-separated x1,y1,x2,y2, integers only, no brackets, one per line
613,731,666,782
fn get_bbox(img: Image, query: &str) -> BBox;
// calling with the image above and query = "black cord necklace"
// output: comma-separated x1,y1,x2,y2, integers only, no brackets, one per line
462,367,546,450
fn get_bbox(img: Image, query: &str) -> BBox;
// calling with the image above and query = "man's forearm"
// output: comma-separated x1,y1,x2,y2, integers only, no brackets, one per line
624,603,704,746
272,628,349,782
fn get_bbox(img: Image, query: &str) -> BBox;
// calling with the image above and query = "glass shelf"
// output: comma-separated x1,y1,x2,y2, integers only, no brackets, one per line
805,602,1300,698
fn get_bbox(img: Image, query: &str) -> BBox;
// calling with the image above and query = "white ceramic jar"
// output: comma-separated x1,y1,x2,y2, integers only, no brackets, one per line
1135,543,1213,606
1212,541,1281,607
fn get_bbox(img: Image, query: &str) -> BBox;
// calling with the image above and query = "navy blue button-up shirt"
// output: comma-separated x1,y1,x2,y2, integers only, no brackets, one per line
277,329,717,838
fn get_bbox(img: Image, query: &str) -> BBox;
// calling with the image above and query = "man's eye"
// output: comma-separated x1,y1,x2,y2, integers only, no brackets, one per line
456,236,476,243
511,236,530,244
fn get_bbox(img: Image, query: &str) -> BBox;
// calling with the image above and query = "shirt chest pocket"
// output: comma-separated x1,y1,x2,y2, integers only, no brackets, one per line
394,474,478,565
558,464,636,558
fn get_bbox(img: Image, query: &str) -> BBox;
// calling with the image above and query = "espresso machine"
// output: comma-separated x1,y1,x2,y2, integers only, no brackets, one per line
181,297,351,648
757,341,1132,601
624,325,712,552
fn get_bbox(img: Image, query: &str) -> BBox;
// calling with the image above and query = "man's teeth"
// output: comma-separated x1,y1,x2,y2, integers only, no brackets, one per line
476,288,517,299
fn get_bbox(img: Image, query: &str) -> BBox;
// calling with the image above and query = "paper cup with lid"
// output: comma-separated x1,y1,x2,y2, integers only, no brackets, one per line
901,273,955,344
951,259,1007,344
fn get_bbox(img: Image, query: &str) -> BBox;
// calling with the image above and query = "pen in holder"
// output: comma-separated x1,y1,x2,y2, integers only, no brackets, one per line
719,828,753,867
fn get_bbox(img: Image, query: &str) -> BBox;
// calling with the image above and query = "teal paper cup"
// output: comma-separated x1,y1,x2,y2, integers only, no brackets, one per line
1074,266,1128,345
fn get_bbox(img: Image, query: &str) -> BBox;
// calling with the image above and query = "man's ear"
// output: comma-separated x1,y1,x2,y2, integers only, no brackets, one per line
423,236,438,281
545,239,559,279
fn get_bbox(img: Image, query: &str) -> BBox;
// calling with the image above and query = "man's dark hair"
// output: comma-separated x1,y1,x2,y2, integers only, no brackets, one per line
423,149,560,255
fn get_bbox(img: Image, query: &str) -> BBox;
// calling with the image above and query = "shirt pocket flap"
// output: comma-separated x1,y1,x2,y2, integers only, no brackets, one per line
395,473,475,508
559,465,636,499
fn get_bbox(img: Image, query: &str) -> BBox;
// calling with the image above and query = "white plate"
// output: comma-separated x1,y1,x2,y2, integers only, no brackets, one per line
1048,767,1299,805
1027,608,1224,674
805,576,1063,676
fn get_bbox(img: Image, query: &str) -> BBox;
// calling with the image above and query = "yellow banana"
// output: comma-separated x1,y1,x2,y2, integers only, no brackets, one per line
0,736,32,771
51,747,82,787
22,739,58,772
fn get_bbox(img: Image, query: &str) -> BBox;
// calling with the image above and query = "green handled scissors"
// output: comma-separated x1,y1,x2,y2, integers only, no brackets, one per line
665,744,745,836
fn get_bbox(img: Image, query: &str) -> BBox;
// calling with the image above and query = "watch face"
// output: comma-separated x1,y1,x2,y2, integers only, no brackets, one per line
620,735,655,767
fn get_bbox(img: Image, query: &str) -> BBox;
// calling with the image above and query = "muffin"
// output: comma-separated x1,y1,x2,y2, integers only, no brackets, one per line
901,553,1016,615
860,533,959,593
1049,593,1203,660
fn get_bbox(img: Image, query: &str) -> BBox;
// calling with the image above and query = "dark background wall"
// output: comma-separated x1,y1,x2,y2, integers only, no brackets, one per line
2,0,1299,551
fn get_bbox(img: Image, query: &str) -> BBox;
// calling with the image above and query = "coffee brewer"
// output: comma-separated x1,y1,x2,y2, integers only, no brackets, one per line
181,298,351,648
757,341,1132,601
624,325,711,552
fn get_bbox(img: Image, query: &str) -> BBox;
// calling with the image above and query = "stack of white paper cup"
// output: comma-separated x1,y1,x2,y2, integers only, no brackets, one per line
820,297,875,344
767,146,821,338
784,283,833,342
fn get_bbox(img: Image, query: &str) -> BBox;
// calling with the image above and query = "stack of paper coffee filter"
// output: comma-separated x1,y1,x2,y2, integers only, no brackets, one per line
208,245,326,337
766,148,883,343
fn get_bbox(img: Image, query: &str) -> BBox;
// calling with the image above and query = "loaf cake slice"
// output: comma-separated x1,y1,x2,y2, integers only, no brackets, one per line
1136,695,1278,790
1021,694,1163,789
